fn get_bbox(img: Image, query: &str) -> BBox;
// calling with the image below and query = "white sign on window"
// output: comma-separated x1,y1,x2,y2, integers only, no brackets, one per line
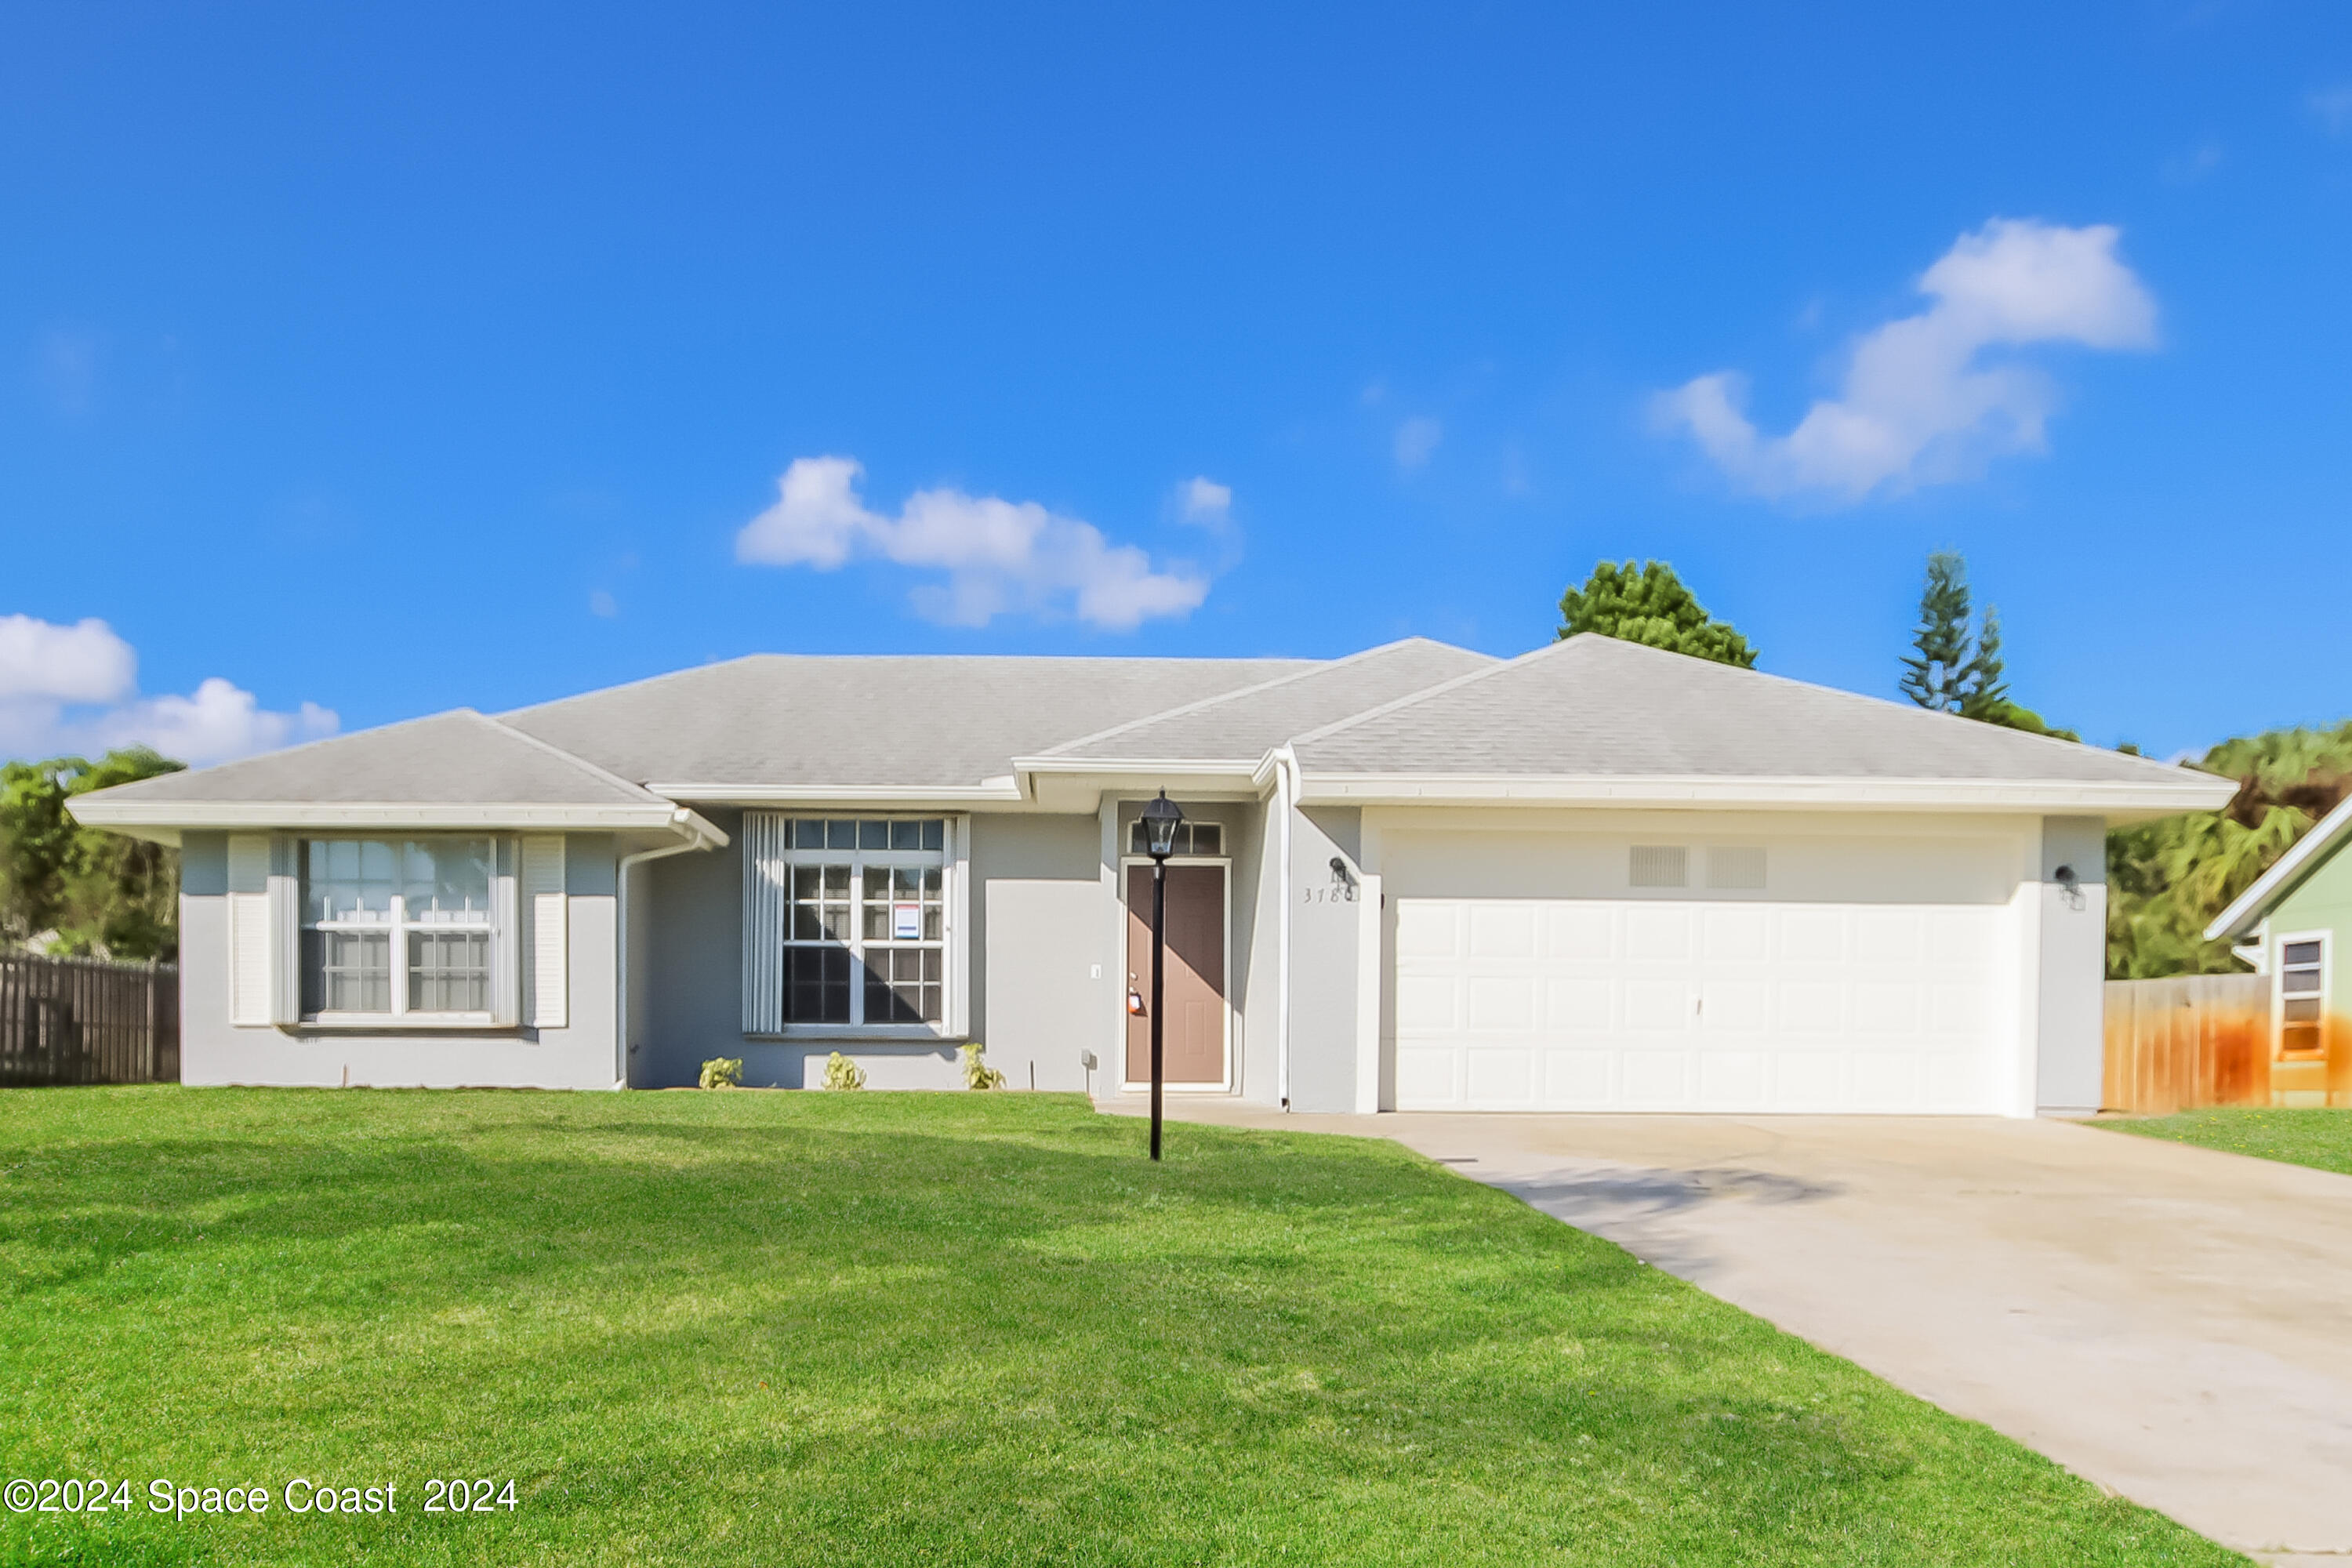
893,902,922,939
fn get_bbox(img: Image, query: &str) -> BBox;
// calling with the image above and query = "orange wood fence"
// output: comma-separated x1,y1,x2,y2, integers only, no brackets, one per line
2102,975,2269,1113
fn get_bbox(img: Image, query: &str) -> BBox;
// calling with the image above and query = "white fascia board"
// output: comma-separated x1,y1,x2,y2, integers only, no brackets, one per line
2205,792,2352,942
1294,772,2240,817
649,781,1026,806
65,798,728,848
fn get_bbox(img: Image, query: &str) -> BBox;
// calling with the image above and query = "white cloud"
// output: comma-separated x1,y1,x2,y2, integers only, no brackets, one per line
1394,416,1443,471
2311,84,2352,134
588,589,619,619
1654,218,2157,503
0,614,136,703
735,457,1209,630
1177,476,1232,526
0,614,337,767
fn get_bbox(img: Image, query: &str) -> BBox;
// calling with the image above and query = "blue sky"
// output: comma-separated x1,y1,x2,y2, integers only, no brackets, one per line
2,2,2348,764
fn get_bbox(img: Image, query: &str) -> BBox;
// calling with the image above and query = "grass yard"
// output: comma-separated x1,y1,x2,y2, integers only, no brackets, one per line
1,1090,2237,1567
2102,1106,2352,1177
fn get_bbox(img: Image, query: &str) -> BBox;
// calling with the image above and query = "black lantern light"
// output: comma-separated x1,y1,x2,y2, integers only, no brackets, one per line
1139,789,1184,1160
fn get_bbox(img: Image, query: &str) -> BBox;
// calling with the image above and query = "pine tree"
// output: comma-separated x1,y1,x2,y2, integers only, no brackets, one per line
1899,551,1974,712
1555,559,1757,668
1958,604,2010,720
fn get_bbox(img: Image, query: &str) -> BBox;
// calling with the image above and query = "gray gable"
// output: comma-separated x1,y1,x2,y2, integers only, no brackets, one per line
1038,637,1495,762
1293,633,2210,786
82,710,666,806
501,653,1320,790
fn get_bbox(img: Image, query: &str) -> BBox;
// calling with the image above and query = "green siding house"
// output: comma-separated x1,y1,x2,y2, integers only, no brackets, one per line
2208,794,2352,1106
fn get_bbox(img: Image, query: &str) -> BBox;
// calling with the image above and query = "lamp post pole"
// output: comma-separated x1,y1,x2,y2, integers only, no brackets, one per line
1150,856,1165,1162
1138,790,1185,1163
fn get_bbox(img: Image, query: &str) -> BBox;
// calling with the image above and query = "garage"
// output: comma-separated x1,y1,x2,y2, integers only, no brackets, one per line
1381,821,2020,1114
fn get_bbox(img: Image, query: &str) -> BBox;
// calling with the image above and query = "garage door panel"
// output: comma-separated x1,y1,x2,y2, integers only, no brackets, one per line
1544,1049,1612,1102
1468,904,1537,959
1544,977,1613,1032
1467,976,1536,1031
1392,888,2005,1114
1544,906,1615,960
1699,1051,1769,1105
1464,1047,1537,1106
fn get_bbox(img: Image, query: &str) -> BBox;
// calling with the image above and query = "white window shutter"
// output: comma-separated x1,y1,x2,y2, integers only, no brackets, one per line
267,837,300,1025
490,839,521,1027
742,811,786,1035
521,834,568,1029
227,833,273,1026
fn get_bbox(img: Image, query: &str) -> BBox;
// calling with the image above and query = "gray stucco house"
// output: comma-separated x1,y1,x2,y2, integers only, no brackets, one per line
69,635,2230,1115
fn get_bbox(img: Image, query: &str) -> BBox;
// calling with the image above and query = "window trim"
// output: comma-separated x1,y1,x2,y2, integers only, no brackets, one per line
2274,927,2330,1061
749,815,965,1041
299,834,508,1028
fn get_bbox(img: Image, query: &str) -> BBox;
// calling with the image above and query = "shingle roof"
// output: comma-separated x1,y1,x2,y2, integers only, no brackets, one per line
500,653,1319,790
1291,633,2219,786
78,710,668,807
1036,637,1494,763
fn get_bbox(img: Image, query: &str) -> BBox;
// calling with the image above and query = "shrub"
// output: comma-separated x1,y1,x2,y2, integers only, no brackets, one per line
822,1052,866,1091
960,1042,1006,1091
698,1057,743,1090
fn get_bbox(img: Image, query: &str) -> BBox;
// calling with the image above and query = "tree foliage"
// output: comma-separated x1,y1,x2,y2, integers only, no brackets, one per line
1555,559,1757,668
0,747,185,960
1898,551,2078,741
2106,723,2352,978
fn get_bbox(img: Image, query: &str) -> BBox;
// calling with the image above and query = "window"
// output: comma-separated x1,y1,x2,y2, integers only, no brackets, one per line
1126,819,1222,856
302,838,497,1019
1629,845,1688,888
2279,935,2328,1058
774,818,949,1029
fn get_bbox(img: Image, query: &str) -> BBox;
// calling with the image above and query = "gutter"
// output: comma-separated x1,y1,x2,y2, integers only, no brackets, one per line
612,808,728,1089
1273,746,1298,1112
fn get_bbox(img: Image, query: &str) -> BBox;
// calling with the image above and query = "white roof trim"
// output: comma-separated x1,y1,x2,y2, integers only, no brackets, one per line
2205,791,2352,942
648,781,1027,805
1294,771,2238,815
67,798,728,847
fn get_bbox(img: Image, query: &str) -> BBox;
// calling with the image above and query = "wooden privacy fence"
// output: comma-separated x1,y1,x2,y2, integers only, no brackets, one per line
2103,974,2268,1113
0,952,179,1087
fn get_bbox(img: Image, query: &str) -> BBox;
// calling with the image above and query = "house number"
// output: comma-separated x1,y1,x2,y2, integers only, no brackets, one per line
1302,886,1358,903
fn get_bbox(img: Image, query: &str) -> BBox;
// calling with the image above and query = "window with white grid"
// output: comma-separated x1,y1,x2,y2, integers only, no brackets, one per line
300,837,497,1020
774,818,949,1028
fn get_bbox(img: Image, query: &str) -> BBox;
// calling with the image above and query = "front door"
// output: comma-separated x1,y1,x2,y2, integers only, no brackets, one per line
1125,863,1226,1085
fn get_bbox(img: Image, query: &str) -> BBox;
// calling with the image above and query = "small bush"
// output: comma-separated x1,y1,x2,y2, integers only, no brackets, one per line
822,1052,866,1091
699,1057,743,1090
960,1042,1006,1091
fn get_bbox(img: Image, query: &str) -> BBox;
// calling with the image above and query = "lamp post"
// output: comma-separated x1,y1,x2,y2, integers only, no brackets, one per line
1138,789,1185,1162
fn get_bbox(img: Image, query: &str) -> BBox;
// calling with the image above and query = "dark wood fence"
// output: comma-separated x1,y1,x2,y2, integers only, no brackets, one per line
0,952,179,1087
2103,974,2269,1113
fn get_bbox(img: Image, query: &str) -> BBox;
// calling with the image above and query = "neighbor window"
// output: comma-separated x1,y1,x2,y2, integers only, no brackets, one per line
774,819,949,1028
301,838,496,1019
1127,819,1222,856
2279,936,2327,1058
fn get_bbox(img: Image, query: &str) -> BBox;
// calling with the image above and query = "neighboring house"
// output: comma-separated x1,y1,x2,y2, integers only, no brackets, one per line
67,635,2230,1115
2205,793,2352,1107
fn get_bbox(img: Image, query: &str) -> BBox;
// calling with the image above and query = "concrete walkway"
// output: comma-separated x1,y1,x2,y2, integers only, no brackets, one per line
1135,1102,2352,1566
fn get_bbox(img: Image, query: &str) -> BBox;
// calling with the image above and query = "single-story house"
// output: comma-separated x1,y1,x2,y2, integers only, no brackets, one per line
2205,792,2352,1106
68,634,2232,1115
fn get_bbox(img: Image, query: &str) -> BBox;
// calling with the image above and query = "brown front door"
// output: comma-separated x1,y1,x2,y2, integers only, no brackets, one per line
1126,863,1225,1085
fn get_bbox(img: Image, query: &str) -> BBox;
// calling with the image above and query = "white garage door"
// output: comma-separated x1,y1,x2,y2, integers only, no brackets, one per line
1387,833,2015,1114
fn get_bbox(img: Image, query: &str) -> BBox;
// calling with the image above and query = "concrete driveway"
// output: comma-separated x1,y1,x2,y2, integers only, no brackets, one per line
1150,1104,2352,1566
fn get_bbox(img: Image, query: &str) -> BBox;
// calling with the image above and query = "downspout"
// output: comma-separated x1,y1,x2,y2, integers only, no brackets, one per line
1274,746,1298,1112
613,811,719,1089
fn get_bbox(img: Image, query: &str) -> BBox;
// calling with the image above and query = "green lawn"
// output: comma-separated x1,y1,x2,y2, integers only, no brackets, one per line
1,1090,2235,1566
2101,1106,2352,1176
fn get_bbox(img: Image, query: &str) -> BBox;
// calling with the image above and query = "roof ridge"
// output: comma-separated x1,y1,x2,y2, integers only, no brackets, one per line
1033,638,1442,757
1287,637,1577,750
473,711,670,801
